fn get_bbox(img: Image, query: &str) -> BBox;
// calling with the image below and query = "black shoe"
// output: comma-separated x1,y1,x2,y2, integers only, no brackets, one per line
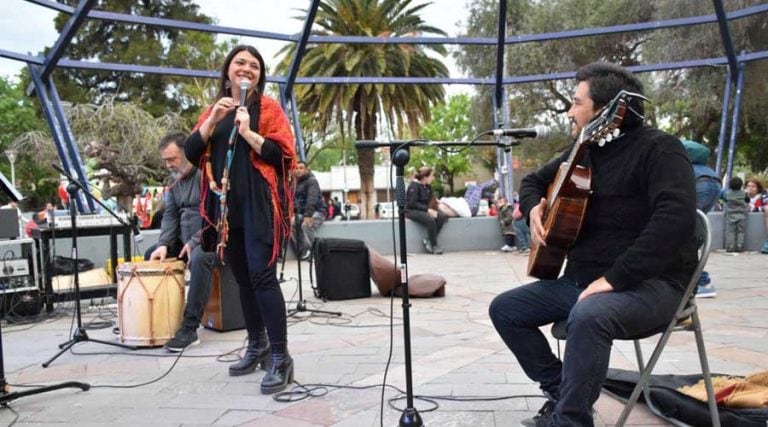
260,352,294,394
300,249,311,261
422,239,434,254
521,399,556,427
431,243,443,255
229,334,271,376
164,327,200,353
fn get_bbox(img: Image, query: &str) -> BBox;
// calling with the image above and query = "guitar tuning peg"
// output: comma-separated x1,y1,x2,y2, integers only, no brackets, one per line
598,138,606,147
605,134,613,142
613,128,620,137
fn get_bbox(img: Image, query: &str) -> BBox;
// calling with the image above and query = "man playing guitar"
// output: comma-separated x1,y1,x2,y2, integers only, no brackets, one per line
489,62,697,427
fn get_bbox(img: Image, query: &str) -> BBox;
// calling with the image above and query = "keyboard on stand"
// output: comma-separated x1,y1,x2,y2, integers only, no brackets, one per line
47,214,127,229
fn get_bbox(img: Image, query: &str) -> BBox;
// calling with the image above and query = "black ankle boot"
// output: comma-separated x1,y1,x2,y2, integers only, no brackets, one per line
229,332,271,377
260,351,294,394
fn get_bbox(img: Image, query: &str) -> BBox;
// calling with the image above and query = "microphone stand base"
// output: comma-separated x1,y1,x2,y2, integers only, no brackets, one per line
399,408,423,427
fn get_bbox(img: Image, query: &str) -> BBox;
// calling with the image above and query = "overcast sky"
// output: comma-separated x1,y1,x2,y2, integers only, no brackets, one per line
0,0,471,88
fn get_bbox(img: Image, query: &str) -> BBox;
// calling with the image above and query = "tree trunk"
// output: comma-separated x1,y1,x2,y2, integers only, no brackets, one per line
354,105,377,219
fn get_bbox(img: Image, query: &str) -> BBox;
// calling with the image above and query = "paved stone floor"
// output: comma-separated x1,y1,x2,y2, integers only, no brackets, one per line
0,250,766,426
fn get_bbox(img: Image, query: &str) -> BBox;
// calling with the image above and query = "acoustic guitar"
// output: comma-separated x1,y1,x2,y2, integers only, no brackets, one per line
527,90,642,279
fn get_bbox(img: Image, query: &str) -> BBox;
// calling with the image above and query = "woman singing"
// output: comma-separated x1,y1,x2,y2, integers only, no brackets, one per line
185,45,296,394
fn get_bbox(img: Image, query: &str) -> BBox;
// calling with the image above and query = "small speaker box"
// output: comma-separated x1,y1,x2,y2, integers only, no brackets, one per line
201,264,245,332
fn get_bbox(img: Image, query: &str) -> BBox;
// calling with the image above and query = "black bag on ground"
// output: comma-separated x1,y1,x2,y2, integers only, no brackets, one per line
53,255,95,276
604,368,768,427
311,238,371,300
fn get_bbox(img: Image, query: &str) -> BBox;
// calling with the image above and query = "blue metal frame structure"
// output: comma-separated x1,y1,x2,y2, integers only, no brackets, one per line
1,0,766,212
714,67,732,178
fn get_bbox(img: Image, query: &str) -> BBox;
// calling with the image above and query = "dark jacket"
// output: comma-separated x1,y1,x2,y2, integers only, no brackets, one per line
295,171,327,218
519,126,697,292
406,181,432,212
158,168,202,248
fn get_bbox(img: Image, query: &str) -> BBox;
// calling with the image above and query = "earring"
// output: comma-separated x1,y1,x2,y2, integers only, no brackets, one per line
225,80,231,89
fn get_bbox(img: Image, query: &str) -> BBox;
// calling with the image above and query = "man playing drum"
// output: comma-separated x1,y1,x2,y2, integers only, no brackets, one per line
148,133,213,352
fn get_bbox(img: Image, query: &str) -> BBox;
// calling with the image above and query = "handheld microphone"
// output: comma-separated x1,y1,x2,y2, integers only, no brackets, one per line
238,79,251,106
492,125,550,139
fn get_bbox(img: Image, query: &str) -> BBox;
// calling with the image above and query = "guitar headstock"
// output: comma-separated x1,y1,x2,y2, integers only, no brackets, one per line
579,90,646,147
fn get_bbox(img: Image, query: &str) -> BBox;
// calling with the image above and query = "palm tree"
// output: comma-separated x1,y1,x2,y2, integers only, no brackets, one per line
276,0,448,218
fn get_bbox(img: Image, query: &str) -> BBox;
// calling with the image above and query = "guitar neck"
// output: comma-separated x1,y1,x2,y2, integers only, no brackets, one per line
548,137,588,211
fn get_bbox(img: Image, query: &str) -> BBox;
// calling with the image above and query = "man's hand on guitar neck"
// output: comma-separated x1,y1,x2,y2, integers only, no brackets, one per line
578,277,615,301
530,197,548,247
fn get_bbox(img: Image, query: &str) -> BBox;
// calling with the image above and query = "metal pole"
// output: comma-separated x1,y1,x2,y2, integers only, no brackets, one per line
714,67,732,177
725,62,745,183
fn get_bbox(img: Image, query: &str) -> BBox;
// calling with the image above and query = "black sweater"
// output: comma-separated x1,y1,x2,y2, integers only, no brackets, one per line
519,126,698,292
185,104,284,251
406,181,433,212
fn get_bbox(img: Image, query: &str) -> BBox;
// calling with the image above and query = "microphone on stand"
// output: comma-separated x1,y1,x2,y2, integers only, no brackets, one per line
491,125,551,139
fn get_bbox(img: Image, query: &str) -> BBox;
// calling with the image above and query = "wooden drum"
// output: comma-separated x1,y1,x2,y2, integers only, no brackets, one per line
117,260,186,347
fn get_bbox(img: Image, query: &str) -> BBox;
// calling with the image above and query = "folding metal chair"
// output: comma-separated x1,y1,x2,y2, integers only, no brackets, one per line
551,209,720,426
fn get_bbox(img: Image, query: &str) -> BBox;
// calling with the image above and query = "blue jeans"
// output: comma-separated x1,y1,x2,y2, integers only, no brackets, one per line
513,220,531,250
695,179,719,287
695,179,721,214
291,211,326,255
489,274,683,426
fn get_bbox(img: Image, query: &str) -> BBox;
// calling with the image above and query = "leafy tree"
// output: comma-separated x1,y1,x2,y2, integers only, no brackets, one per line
457,0,768,174
12,98,187,211
409,94,477,194
276,0,449,218
0,77,45,149
643,0,768,174
0,77,49,207
49,0,221,120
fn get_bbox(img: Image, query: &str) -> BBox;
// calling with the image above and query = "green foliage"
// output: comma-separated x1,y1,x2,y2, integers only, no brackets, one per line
49,0,221,121
0,77,45,149
276,0,449,217
410,94,477,194
11,98,187,211
457,0,768,174
0,77,49,207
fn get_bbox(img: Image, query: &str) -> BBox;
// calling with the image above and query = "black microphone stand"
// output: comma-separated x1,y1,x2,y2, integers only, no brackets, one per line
355,137,522,427
0,175,89,404
43,173,136,368
391,148,421,427
287,208,341,318
0,316,90,404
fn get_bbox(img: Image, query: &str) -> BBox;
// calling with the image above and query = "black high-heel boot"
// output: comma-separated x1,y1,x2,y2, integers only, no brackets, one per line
260,351,294,394
229,331,271,376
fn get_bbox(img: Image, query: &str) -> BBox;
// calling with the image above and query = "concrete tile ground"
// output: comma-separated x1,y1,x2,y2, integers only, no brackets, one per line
0,250,766,426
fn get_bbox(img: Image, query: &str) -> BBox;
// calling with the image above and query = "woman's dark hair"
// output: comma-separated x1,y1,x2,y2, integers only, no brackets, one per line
745,177,763,194
729,176,744,191
216,45,267,106
575,62,645,129
414,166,433,180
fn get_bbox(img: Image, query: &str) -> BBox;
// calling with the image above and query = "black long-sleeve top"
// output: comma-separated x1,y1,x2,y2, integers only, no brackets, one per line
185,104,284,251
406,181,432,212
519,126,698,292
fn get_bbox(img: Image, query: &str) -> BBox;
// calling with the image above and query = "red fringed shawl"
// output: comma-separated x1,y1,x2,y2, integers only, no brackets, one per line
192,96,296,266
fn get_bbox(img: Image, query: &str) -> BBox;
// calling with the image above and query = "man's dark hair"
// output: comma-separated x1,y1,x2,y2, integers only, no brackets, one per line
158,132,187,151
297,161,308,167
729,176,744,191
575,62,645,129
